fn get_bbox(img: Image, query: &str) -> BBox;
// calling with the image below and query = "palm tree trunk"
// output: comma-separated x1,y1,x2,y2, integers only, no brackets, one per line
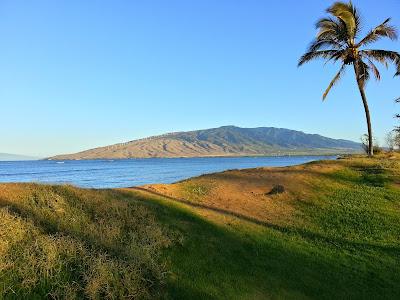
353,64,373,156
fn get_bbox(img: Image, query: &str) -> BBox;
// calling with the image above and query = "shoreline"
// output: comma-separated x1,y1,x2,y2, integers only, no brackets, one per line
0,155,339,189
44,152,348,161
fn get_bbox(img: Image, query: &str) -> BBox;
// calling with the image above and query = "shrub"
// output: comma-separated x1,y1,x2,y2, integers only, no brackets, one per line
267,184,285,195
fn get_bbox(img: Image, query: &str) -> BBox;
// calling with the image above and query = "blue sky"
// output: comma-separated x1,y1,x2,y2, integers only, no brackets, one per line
1,0,399,157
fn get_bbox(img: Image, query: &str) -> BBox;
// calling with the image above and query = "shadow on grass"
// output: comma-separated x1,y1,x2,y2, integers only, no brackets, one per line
127,188,400,254
122,189,400,300
2,184,400,300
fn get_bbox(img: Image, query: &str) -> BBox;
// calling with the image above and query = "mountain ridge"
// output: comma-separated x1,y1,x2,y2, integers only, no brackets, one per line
49,126,361,160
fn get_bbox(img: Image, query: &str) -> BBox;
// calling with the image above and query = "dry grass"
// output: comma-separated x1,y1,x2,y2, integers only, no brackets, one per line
142,161,338,226
0,183,171,299
142,153,400,227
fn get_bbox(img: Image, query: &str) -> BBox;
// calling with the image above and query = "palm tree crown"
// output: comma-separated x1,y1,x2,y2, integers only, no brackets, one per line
298,1,399,156
298,1,400,100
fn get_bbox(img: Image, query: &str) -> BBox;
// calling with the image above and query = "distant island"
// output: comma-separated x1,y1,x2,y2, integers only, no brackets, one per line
0,153,39,161
49,126,361,160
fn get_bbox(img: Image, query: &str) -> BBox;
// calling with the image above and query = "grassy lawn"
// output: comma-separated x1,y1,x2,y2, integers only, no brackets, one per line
1,154,400,299
135,154,400,299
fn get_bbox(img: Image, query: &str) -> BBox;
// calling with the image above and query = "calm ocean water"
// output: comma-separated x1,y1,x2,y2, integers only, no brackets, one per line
0,156,336,188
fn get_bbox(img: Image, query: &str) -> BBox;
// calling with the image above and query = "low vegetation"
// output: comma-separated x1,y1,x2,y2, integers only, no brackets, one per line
0,184,170,299
1,154,400,299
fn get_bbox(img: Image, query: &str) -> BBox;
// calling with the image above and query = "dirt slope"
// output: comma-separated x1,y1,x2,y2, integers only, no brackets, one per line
49,126,361,160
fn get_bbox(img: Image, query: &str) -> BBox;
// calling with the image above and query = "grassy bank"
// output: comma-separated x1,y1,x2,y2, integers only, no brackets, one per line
1,154,400,299
0,185,171,299
139,153,400,299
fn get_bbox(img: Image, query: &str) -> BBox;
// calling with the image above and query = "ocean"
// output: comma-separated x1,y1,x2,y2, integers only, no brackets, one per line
0,155,336,188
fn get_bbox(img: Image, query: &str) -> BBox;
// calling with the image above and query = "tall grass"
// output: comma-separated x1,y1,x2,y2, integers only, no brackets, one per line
0,184,170,299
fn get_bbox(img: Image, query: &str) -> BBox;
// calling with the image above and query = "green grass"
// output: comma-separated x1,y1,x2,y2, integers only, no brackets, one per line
180,181,215,202
136,155,400,299
1,155,400,299
132,192,400,299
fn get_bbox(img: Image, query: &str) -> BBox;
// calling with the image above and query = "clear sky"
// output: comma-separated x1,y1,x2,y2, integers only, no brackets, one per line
1,0,399,157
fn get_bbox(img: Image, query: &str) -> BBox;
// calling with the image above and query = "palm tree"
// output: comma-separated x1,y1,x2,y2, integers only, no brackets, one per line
298,1,400,156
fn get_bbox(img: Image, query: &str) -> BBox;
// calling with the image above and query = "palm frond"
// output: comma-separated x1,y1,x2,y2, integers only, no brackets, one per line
327,2,360,41
361,50,400,76
364,57,381,81
323,64,346,100
357,18,398,47
298,50,342,67
316,17,339,30
316,17,348,42
353,4,362,37
308,39,344,52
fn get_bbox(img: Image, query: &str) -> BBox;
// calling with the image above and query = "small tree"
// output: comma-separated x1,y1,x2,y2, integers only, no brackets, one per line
395,98,400,150
361,134,382,154
385,131,395,152
395,133,400,150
